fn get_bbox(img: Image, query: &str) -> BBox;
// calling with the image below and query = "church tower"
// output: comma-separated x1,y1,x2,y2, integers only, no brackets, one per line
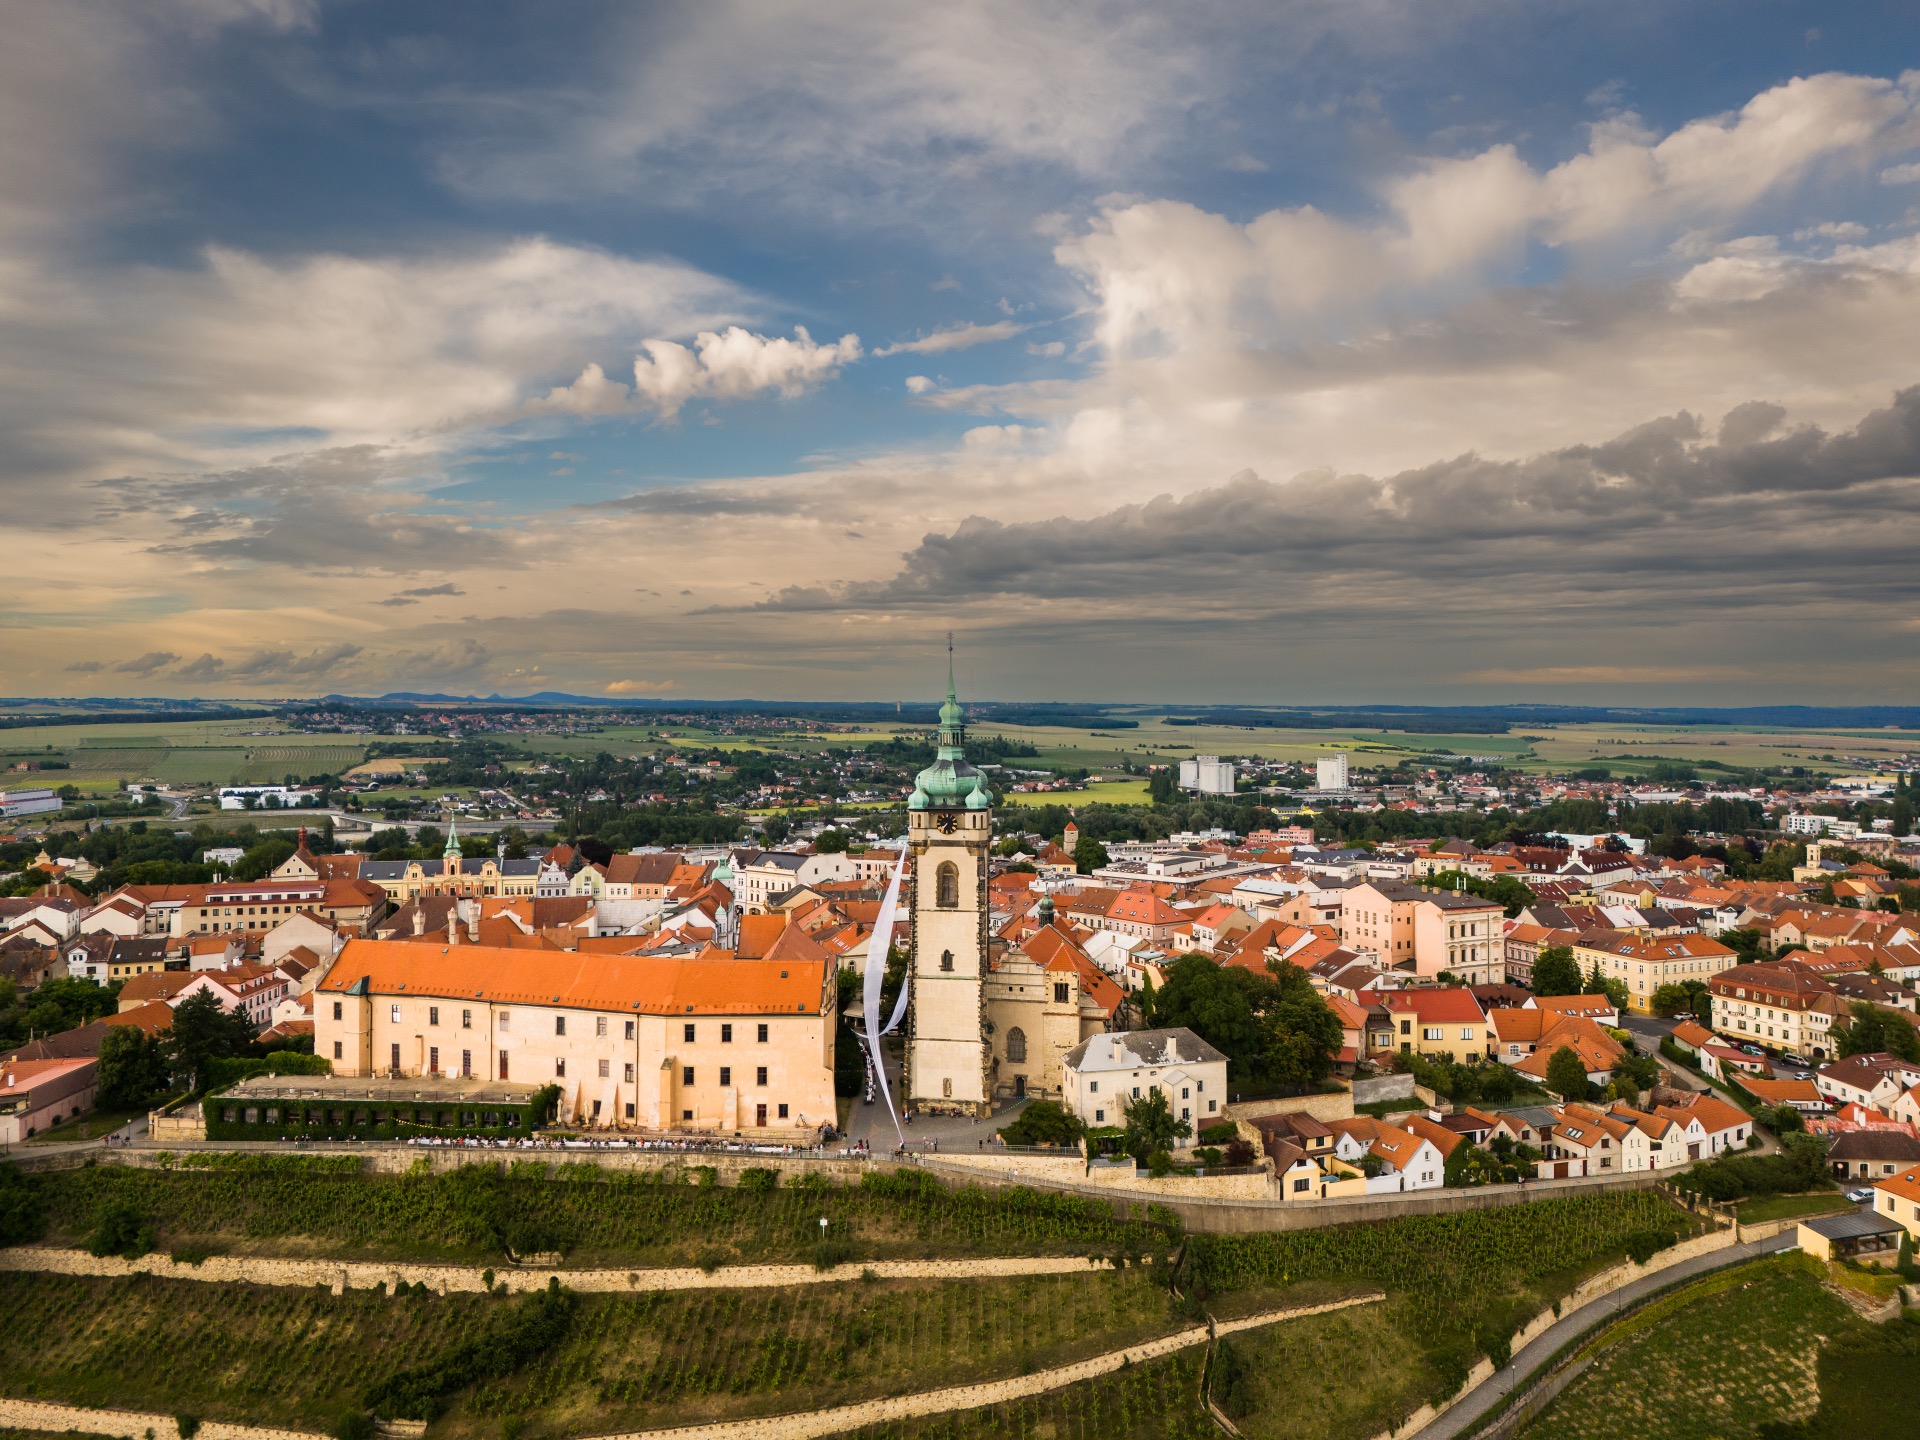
905,647,994,1114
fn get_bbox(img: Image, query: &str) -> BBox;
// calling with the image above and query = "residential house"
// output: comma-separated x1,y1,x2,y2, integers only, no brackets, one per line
1870,1168,1920,1243
1378,988,1491,1060
1738,1076,1828,1113
175,963,291,1032
1060,1027,1227,1137
1828,1130,1920,1182
0,1057,97,1142
1816,1053,1920,1111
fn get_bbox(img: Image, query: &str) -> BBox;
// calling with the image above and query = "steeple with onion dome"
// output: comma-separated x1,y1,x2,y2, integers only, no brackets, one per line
908,636,993,812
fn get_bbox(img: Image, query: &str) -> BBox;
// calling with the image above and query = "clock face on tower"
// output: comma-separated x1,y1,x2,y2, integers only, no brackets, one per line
935,811,958,834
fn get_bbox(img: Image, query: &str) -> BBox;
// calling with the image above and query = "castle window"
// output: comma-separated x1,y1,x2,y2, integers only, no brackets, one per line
936,861,959,909
1006,1027,1027,1063
940,949,954,972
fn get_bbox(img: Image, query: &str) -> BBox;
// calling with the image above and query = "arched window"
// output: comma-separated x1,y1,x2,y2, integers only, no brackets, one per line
1006,1026,1027,1063
940,948,954,972
936,861,959,908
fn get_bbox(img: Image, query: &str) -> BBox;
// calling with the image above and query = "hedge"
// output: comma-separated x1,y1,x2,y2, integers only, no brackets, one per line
203,1083,562,1142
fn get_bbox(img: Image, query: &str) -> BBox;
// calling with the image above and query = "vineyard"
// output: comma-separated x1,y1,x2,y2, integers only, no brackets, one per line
32,1158,1182,1266
6,1164,1714,1440
840,1350,1219,1440
0,1269,1186,1437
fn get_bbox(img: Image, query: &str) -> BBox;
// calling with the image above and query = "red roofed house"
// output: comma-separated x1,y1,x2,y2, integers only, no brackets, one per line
0,1056,97,1142
1380,988,1490,1060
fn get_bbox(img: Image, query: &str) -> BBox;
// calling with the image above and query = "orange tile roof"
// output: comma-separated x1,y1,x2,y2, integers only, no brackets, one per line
319,938,829,1015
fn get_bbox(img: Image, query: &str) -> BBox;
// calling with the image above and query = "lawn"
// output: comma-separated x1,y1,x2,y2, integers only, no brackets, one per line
1516,1257,1859,1440
1003,779,1151,808
0,1269,1185,1438
1734,1192,1854,1225
22,1103,170,1145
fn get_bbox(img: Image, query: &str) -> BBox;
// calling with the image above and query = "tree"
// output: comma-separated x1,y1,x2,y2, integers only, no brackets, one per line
1120,1087,1190,1165
1830,1002,1920,1063
813,828,850,854
1073,834,1109,874
1651,979,1712,1018
1147,954,1340,1089
1545,1045,1592,1102
999,1100,1083,1146
1147,768,1178,805
96,1025,168,1110
1531,946,1582,997
166,990,256,1092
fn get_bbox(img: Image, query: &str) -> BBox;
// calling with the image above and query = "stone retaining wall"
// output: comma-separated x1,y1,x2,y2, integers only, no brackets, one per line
0,1397,316,1440
0,1246,1105,1295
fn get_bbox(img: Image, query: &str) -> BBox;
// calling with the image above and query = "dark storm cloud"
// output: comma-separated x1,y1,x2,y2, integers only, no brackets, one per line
750,388,1920,621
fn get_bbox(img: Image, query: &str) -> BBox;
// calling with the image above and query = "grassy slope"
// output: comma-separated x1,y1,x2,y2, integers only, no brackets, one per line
1516,1258,1856,1440
0,1270,1183,1437
14,1166,1707,1440
34,1160,1177,1267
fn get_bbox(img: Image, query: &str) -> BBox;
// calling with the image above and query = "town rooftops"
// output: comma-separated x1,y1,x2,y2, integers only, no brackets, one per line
317,939,829,1016
1827,1130,1920,1164
1061,1027,1227,1074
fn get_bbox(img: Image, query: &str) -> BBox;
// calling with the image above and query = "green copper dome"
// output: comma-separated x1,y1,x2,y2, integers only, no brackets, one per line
908,656,992,812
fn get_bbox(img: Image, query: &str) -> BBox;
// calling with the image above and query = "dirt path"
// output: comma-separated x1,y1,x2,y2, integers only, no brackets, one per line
0,1245,1113,1294
583,1294,1383,1440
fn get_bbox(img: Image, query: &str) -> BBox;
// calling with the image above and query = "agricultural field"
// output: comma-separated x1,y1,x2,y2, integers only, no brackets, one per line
841,1350,1217,1440
0,718,368,792
1515,1256,1898,1440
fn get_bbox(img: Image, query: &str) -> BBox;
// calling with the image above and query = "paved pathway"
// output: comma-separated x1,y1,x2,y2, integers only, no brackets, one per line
1407,1235,1789,1440
584,1293,1383,1440
0,1397,317,1440
0,1246,1110,1294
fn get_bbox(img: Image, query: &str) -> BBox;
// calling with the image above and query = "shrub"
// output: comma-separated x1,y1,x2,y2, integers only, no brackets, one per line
86,1202,153,1260
738,1168,780,1192
1198,1120,1238,1146
0,1163,46,1247
362,1280,576,1420
1192,1147,1222,1167
1223,1140,1255,1166
1147,1150,1174,1178
1623,1229,1678,1264
330,1410,374,1440
811,1238,856,1271
175,1416,200,1439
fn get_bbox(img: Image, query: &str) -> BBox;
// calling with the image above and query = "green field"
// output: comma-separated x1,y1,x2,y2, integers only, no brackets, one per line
1516,1255,1919,1440
0,719,370,792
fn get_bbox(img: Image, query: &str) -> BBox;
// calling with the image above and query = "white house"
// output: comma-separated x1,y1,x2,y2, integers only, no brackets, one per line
1059,1028,1229,1140
1816,1054,1920,1111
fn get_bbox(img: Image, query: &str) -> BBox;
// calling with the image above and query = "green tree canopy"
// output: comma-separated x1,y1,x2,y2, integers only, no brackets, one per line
166,990,257,1093
1072,834,1109,874
1831,1002,1920,1063
1545,1045,1592,1102
95,1025,170,1110
999,1099,1084,1147
1531,945,1582,997
1147,955,1341,1090
1120,1087,1190,1165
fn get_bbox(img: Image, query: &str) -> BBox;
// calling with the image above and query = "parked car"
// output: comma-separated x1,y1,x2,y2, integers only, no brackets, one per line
1847,1188,1875,1204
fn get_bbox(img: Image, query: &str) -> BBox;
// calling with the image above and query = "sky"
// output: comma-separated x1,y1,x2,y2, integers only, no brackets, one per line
4,0,1920,706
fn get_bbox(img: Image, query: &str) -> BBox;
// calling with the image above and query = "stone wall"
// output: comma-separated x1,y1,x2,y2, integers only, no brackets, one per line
1352,1073,1415,1106
1224,1089,1355,1125
0,1245,1109,1295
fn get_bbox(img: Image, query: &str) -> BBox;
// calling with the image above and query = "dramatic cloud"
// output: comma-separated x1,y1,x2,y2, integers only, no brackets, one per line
759,389,1920,631
535,328,861,420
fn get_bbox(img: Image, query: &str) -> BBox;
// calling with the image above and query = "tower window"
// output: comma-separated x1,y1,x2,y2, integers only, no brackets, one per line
940,948,954,972
1006,1027,1027,1063
936,861,959,909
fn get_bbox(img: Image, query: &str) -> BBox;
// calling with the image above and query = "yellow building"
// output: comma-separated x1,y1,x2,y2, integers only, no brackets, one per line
315,938,837,1137
1572,931,1738,1015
